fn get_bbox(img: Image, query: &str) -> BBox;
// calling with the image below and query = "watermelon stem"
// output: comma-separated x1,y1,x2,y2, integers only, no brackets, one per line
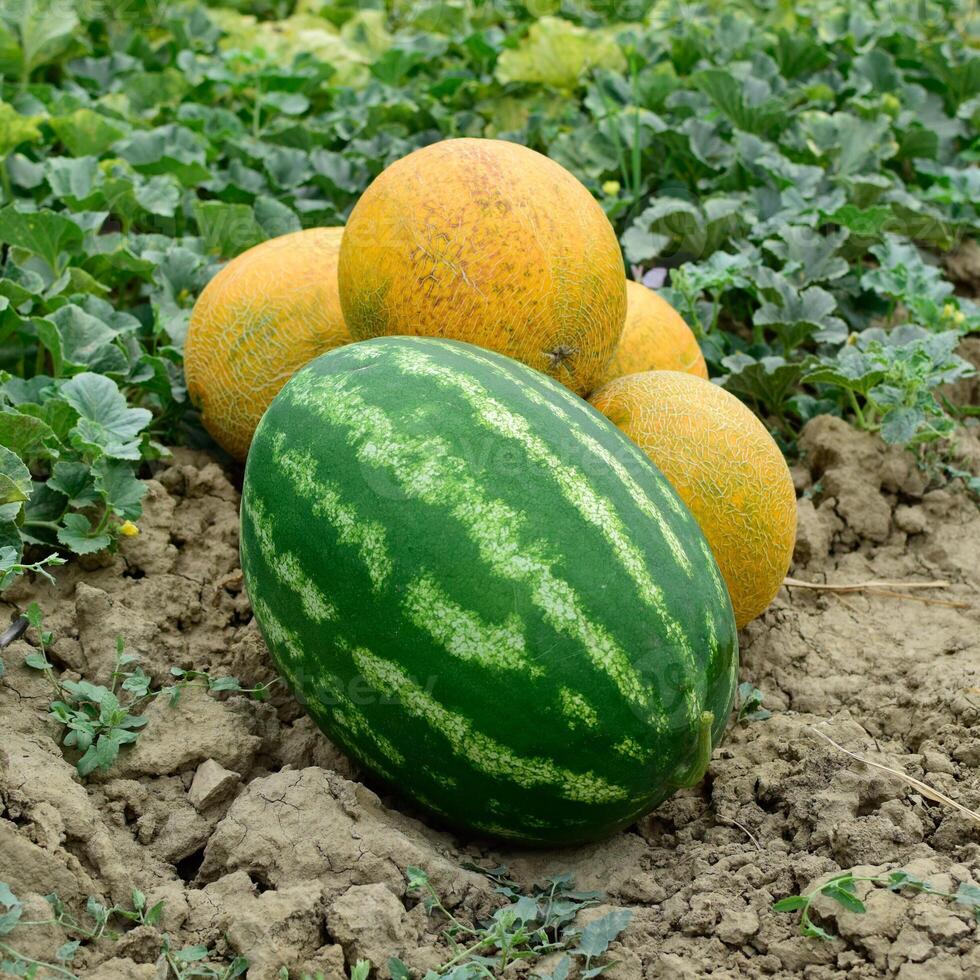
669,710,715,789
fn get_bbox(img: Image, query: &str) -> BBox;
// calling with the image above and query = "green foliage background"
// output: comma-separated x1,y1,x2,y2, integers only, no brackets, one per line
0,0,977,570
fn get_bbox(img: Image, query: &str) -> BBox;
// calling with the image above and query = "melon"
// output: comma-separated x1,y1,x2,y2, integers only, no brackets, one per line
241,337,737,845
337,138,627,396
595,281,708,389
185,227,350,460
590,371,796,629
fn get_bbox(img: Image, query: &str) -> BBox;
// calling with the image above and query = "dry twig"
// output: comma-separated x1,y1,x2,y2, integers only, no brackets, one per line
807,726,980,826
783,577,970,609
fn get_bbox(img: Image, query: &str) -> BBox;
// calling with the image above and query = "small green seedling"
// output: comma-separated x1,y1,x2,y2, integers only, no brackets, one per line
160,935,248,979
391,865,631,979
774,869,980,940
0,881,162,979
736,682,772,723
21,603,275,776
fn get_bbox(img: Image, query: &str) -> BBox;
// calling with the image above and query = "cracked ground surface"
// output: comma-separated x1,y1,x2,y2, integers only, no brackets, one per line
1,417,979,979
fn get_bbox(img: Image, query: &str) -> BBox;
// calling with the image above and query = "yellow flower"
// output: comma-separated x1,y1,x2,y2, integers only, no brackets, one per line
602,180,621,196
119,521,140,538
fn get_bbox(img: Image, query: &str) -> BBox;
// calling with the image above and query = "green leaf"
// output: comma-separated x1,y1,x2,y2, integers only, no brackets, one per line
763,228,849,286
114,124,210,186
0,410,57,461
207,676,243,693
772,895,809,912
49,108,126,157
193,201,265,259
134,175,181,218
174,945,210,963
571,908,632,958
879,406,925,445
0,207,83,274
253,196,301,238
694,68,786,136
46,156,100,203
40,303,129,375
46,462,96,508
0,100,43,157
954,881,980,920
801,919,835,941
720,354,807,415
754,282,845,350
0,901,23,937
406,866,430,891
495,16,624,90
92,459,146,520
56,513,111,555
349,960,372,980
388,957,412,980
61,373,151,461
55,940,79,963
0,444,31,505
823,204,893,237
822,882,866,915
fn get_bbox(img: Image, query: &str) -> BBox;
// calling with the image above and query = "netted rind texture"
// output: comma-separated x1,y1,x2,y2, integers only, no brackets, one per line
595,281,708,390
185,227,349,460
591,370,797,628
338,138,626,396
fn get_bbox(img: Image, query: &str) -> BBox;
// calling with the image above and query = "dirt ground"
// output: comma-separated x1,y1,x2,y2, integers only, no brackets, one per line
1,410,979,979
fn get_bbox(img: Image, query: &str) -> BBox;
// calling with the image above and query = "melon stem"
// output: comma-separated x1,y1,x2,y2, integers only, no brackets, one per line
669,710,715,789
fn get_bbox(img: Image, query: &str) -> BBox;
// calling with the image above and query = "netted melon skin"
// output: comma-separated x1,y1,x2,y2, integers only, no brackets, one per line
185,227,350,460
338,138,627,396
591,370,797,628
595,281,708,390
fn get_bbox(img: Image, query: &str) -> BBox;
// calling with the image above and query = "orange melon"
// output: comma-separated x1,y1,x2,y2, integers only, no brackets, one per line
337,138,626,395
595,281,707,389
184,227,350,460
590,371,796,628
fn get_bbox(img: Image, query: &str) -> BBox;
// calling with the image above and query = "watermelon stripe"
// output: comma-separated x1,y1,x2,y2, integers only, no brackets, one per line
243,493,336,623
559,687,599,729
280,370,665,723
248,591,405,777
614,737,648,761
384,340,703,722
403,573,543,677
273,438,393,591
442,341,699,573
349,643,629,804
432,340,733,682
389,345,694,636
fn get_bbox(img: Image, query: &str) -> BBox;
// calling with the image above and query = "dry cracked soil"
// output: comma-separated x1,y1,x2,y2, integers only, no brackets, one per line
1,414,979,980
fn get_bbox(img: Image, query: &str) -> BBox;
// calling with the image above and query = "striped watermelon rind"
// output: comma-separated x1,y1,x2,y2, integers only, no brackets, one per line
241,337,738,845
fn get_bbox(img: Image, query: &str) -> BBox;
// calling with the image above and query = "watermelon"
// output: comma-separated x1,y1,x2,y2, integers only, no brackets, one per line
240,337,738,845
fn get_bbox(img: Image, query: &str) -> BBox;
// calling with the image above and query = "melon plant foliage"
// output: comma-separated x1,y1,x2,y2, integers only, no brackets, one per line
0,0,976,587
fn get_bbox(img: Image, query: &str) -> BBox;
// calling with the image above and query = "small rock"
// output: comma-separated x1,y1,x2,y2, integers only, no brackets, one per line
716,906,760,945
296,945,346,980
117,688,260,778
913,904,972,942
188,760,241,811
793,498,836,565
894,505,928,535
922,751,955,775
84,957,158,980
328,883,418,966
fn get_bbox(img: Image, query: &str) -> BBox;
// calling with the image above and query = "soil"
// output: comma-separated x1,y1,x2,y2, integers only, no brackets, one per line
2,415,979,980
